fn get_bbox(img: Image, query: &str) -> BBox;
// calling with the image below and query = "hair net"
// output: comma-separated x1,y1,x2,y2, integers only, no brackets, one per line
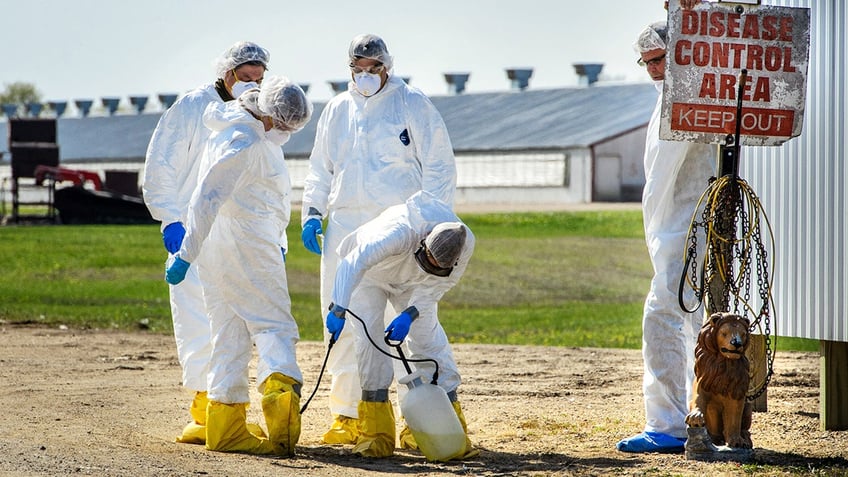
348,33,394,70
425,222,467,268
237,89,262,116
215,41,270,77
634,21,668,53
257,76,313,132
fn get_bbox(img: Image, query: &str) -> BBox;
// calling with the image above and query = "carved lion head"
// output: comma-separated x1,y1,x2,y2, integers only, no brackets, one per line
701,312,750,361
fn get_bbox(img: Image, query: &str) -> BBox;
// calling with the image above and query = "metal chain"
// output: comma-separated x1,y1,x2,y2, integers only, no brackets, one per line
677,176,776,401
747,205,775,401
737,199,752,317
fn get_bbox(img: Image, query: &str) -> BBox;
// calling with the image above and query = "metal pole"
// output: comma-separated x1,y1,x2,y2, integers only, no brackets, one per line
705,69,747,316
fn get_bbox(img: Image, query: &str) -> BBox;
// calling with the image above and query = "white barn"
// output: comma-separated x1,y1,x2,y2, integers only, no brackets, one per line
2,83,658,206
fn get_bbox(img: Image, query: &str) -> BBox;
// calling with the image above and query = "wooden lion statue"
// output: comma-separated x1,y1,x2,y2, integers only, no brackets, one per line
685,312,753,449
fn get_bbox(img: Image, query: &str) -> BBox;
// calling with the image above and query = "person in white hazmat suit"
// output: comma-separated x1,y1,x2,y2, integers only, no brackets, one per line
300,33,457,445
323,190,477,458
142,41,270,444
163,76,312,456
617,16,715,453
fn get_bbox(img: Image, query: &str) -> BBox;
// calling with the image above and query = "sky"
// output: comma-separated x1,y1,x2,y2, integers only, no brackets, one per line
2,0,671,114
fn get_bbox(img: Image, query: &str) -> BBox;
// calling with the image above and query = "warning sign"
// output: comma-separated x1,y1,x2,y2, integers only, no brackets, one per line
660,0,810,146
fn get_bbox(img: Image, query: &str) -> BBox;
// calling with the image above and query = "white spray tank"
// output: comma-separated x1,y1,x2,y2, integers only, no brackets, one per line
397,370,466,462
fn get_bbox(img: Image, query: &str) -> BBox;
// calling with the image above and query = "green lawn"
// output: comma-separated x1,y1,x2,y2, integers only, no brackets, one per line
0,209,816,352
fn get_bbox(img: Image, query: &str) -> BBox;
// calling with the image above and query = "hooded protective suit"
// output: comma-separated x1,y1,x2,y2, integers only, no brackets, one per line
177,100,301,404
301,74,457,419
640,80,715,438
331,190,472,394
143,82,223,392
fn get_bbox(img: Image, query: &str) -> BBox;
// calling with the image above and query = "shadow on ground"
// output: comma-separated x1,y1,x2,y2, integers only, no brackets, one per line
284,445,655,476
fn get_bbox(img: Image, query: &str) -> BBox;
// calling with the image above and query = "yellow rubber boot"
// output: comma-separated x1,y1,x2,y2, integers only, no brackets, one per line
176,391,208,444
205,401,278,455
352,400,396,458
451,401,480,459
261,373,301,456
321,415,360,445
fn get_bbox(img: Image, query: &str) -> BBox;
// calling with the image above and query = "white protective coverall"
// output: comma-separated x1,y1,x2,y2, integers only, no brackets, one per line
142,82,223,392
176,101,301,404
301,74,457,418
641,80,715,438
331,190,472,393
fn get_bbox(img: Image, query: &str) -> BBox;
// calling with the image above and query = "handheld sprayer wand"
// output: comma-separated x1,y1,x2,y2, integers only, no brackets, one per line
386,335,414,376
298,307,440,414
299,336,334,414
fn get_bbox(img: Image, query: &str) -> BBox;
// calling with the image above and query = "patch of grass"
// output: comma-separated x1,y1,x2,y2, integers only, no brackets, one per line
461,210,645,239
0,224,171,331
0,210,819,352
773,336,818,353
439,303,643,348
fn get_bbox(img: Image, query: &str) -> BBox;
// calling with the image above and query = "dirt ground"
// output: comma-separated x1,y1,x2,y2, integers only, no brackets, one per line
0,324,845,477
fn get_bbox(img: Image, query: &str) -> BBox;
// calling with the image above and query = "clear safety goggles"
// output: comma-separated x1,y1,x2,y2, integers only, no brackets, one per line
349,62,385,75
232,67,264,85
637,53,665,68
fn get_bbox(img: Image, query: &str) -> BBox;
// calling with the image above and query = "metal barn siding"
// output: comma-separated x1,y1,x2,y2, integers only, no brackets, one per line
741,0,847,342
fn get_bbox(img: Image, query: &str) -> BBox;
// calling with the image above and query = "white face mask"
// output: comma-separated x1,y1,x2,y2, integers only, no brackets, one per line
265,128,291,146
231,80,259,99
353,72,382,97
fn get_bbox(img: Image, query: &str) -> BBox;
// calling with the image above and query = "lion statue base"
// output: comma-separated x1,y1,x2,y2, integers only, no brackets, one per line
685,426,753,462
685,312,754,453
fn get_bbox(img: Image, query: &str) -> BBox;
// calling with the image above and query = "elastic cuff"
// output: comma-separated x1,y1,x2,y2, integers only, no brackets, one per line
329,303,347,318
402,305,419,321
361,389,389,402
303,207,323,225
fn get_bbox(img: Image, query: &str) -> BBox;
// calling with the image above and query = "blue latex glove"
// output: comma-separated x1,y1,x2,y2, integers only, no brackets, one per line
301,218,323,255
325,304,346,343
385,306,419,342
162,222,186,254
165,257,191,285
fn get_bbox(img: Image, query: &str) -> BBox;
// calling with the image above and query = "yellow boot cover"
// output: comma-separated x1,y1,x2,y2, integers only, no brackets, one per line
246,422,267,439
175,391,266,444
243,401,268,439
205,401,278,455
176,391,209,444
451,401,480,459
261,373,301,456
321,415,360,445
352,401,396,458
191,391,209,425
398,424,418,450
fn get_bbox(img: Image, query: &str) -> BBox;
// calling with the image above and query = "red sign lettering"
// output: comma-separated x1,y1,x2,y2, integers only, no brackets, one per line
671,103,794,136
680,10,793,42
673,40,797,72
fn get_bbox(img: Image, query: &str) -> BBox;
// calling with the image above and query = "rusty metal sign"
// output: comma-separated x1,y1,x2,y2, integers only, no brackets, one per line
660,0,810,146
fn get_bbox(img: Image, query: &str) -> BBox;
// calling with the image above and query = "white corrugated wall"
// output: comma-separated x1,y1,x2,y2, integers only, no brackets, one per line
742,0,847,341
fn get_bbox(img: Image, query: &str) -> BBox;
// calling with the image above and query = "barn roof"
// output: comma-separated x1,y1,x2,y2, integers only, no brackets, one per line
1,82,657,162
